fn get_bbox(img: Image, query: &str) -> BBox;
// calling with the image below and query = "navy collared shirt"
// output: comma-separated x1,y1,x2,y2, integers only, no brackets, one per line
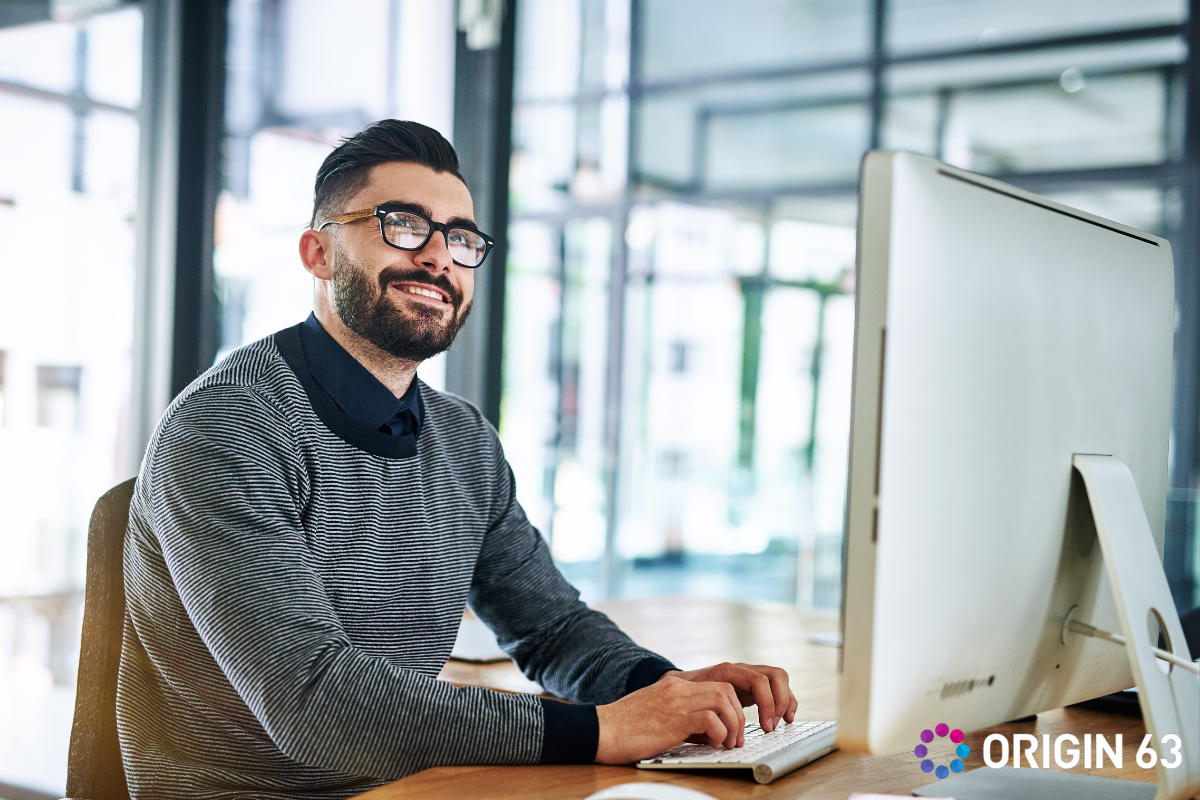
299,312,422,438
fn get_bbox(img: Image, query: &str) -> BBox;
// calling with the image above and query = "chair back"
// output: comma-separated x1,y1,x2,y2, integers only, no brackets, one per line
66,478,135,800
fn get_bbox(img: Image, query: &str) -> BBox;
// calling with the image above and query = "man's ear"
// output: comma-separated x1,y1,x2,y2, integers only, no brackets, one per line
300,229,334,281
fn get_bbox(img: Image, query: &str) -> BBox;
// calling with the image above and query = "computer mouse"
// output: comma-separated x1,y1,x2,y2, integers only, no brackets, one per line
584,781,717,800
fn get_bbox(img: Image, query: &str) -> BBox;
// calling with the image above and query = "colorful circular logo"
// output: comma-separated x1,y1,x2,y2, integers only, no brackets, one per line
914,723,969,779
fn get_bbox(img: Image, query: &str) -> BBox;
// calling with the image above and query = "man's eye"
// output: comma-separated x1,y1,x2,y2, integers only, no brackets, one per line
385,213,426,231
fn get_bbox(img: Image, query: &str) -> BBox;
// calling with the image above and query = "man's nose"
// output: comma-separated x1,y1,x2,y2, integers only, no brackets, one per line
414,230,455,271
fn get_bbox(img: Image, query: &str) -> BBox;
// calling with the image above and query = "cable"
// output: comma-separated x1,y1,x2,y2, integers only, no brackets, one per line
1068,619,1200,676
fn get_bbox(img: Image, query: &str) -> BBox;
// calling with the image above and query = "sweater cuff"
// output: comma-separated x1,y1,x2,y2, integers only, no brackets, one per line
623,656,679,696
538,697,599,764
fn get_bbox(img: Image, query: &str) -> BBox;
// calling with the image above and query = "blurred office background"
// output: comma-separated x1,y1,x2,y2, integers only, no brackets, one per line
0,0,1198,795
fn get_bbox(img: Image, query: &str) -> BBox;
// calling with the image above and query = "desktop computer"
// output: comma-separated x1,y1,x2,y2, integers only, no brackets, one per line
838,151,1199,799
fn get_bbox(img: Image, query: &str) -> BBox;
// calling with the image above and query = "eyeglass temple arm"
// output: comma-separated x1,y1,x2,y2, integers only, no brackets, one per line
316,208,377,230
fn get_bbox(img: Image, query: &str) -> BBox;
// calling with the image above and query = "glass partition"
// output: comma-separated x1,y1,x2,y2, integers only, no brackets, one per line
0,7,142,795
639,0,870,81
888,0,1185,55
503,0,1197,611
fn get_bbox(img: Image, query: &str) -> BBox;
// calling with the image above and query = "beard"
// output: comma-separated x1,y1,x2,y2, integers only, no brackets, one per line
330,239,472,362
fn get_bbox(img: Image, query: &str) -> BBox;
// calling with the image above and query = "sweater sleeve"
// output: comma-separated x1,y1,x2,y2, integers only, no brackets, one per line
129,386,549,779
465,432,678,713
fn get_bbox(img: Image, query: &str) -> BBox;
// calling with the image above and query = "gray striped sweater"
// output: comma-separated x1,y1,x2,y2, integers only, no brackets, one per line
116,325,671,799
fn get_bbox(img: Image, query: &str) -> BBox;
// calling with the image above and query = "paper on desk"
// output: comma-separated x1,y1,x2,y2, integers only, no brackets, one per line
849,795,952,800
449,614,510,663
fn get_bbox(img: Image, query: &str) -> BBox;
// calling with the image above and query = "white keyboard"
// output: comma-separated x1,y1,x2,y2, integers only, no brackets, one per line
637,720,837,784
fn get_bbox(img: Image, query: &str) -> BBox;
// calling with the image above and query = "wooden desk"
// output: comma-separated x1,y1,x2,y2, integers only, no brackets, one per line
355,597,1153,800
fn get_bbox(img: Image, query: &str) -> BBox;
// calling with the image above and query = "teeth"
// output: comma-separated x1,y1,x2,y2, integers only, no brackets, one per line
402,286,443,301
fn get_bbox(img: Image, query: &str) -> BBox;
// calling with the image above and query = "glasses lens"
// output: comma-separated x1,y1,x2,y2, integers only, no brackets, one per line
382,212,431,249
447,228,488,267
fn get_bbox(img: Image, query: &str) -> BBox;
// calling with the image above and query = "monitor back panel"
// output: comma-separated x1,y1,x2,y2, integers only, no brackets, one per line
838,151,1174,755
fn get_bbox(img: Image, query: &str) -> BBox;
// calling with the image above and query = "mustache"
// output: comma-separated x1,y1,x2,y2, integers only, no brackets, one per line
376,267,463,307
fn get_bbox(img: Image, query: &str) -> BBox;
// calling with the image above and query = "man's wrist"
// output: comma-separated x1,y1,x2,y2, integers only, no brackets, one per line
623,656,679,695
538,697,599,764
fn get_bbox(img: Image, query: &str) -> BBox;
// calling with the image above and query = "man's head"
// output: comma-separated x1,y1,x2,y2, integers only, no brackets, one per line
309,119,464,230
300,120,479,365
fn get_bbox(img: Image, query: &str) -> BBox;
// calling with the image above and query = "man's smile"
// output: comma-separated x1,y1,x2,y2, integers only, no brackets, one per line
391,281,451,305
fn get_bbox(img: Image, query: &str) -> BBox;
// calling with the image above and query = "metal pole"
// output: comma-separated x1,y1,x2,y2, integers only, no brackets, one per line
1166,0,1200,608
170,0,227,397
447,0,516,426
70,24,87,194
600,0,641,599
127,0,183,478
868,0,886,150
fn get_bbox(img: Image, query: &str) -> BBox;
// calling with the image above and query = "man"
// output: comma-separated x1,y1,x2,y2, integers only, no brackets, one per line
117,120,798,799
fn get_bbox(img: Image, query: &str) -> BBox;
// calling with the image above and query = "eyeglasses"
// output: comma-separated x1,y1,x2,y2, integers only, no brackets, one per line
317,206,494,268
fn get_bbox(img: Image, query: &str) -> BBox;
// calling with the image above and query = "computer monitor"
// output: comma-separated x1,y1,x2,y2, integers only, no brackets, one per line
837,151,1193,796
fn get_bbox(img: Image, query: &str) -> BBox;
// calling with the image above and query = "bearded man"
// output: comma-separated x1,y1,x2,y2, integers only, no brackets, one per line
117,120,798,800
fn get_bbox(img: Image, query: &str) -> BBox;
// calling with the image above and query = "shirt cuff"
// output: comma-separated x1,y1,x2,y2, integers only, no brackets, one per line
623,656,679,696
538,697,599,764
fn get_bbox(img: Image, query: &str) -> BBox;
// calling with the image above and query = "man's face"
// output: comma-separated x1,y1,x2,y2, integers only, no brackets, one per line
326,162,476,362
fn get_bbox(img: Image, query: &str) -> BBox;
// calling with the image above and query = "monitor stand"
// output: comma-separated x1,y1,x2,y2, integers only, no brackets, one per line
914,455,1200,800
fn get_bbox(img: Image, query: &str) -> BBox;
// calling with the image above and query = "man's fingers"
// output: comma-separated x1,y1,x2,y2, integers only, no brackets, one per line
695,709,728,750
596,668,797,765
748,672,777,730
766,667,793,728
669,663,798,740
719,664,792,732
690,682,743,749
719,682,745,748
740,664,794,731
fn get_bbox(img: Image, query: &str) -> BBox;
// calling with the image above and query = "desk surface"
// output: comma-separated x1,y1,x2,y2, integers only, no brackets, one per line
355,597,1151,800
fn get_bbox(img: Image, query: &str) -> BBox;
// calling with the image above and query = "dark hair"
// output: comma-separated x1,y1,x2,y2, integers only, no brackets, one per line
310,119,465,228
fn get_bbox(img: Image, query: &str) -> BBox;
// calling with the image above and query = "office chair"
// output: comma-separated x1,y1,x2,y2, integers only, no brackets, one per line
65,478,135,800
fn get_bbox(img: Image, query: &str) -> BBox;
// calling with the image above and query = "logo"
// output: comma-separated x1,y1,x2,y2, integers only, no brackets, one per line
983,733,1183,770
915,723,970,779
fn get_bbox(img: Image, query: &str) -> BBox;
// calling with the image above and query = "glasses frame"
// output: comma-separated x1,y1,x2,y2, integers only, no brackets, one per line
318,205,495,268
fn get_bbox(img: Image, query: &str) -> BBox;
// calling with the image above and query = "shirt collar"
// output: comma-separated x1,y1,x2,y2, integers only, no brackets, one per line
299,312,421,435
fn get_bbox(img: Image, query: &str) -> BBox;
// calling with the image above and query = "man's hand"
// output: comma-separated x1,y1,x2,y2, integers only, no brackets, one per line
665,663,797,733
595,675,745,764
594,662,797,765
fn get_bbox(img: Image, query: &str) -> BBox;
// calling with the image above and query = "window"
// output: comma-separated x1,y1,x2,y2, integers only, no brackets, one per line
216,0,457,389
668,342,689,374
35,367,82,431
0,6,142,794
503,0,1198,612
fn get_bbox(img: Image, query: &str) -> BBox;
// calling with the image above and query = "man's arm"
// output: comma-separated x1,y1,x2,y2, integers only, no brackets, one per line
128,389,549,779
463,434,797,764
466,455,673,705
